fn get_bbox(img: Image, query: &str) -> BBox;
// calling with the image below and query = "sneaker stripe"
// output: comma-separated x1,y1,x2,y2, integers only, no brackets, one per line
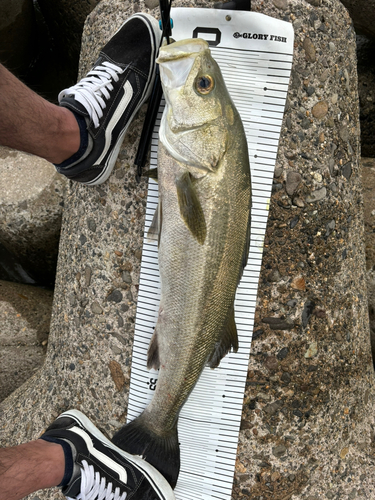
96,80,133,165
69,426,128,484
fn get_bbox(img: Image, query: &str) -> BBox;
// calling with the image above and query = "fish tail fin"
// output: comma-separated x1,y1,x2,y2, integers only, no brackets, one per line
112,413,180,488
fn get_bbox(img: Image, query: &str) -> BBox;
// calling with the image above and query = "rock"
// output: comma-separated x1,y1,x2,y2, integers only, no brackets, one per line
1,2,375,500
0,280,52,401
0,147,67,285
306,187,327,203
285,171,302,196
305,342,318,358
312,100,329,119
302,37,316,62
262,317,294,330
272,0,288,9
272,444,287,458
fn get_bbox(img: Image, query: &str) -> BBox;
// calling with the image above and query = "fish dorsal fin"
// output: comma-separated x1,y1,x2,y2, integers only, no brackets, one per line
147,329,160,370
207,307,238,369
176,171,206,245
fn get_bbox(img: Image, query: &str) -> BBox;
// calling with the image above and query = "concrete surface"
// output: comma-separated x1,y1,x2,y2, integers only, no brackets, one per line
0,147,67,286
0,280,53,402
0,1,374,500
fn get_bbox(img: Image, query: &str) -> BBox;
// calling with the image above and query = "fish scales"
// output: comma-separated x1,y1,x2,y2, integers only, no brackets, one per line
112,38,251,490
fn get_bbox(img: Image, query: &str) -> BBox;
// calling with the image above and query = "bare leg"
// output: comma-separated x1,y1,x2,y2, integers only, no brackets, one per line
0,439,65,500
0,64,80,164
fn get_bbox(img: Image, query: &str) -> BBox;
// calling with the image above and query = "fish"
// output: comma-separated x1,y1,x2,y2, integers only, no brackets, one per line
112,38,251,488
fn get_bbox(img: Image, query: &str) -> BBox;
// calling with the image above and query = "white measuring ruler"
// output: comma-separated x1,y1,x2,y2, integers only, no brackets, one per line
127,9,294,499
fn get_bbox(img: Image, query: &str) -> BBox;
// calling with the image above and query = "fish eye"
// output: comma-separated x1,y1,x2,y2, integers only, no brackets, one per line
195,75,215,95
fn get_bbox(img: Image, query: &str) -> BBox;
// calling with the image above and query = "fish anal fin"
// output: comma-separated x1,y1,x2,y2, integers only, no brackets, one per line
176,172,206,245
147,330,160,370
207,307,238,369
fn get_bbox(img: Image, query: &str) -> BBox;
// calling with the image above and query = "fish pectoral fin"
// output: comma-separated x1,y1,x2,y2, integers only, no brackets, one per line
147,330,160,370
176,171,206,245
207,307,238,369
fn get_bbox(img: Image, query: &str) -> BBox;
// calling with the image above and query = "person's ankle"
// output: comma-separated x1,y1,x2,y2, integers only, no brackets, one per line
35,439,66,488
49,107,82,165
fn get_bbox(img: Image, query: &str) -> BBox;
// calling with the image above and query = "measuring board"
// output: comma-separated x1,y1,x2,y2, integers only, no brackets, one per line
127,9,294,500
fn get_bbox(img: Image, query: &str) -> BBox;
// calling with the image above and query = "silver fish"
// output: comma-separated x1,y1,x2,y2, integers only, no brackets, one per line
112,38,251,488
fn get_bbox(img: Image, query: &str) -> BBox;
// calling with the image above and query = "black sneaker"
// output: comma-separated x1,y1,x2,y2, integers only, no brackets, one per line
40,409,175,500
55,13,161,185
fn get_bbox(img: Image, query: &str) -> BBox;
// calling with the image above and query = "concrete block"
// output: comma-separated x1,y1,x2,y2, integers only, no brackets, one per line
0,147,67,286
0,280,53,401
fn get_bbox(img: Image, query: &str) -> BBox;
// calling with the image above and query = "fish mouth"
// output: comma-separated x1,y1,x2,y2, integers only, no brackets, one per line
157,39,209,90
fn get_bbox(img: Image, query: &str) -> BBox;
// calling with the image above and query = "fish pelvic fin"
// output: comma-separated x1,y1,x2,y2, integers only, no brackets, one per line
112,413,180,489
207,306,239,369
176,171,206,245
145,167,158,180
147,329,160,370
147,200,163,247
147,204,159,243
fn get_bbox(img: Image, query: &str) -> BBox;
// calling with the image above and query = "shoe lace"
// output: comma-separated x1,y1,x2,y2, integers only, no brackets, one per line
67,460,127,500
59,61,127,129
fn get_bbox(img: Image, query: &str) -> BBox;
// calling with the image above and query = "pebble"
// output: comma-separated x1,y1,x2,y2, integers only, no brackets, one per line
304,341,318,358
277,347,289,360
87,218,96,232
312,100,329,119
326,219,335,236
340,447,349,459
303,37,316,62
268,269,281,282
293,197,305,208
290,216,299,229
91,301,103,315
313,172,323,183
287,299,297,307
108,360,126,391
107,290,123,303
85,266,92,287
122,270,132,284
272,445,287,458
306,187,327,203
264,400,282,415
144,0,159,8
285,171,302,196
302,300,316,328
291,276,306,291
272,0,288,9
281,372,291,383
262,317,295,330
342,162,352,180
253,329,264,339
340,125,349,142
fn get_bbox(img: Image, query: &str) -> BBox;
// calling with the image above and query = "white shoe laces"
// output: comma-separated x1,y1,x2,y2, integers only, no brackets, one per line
59,61,126,129
67,460,127,500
